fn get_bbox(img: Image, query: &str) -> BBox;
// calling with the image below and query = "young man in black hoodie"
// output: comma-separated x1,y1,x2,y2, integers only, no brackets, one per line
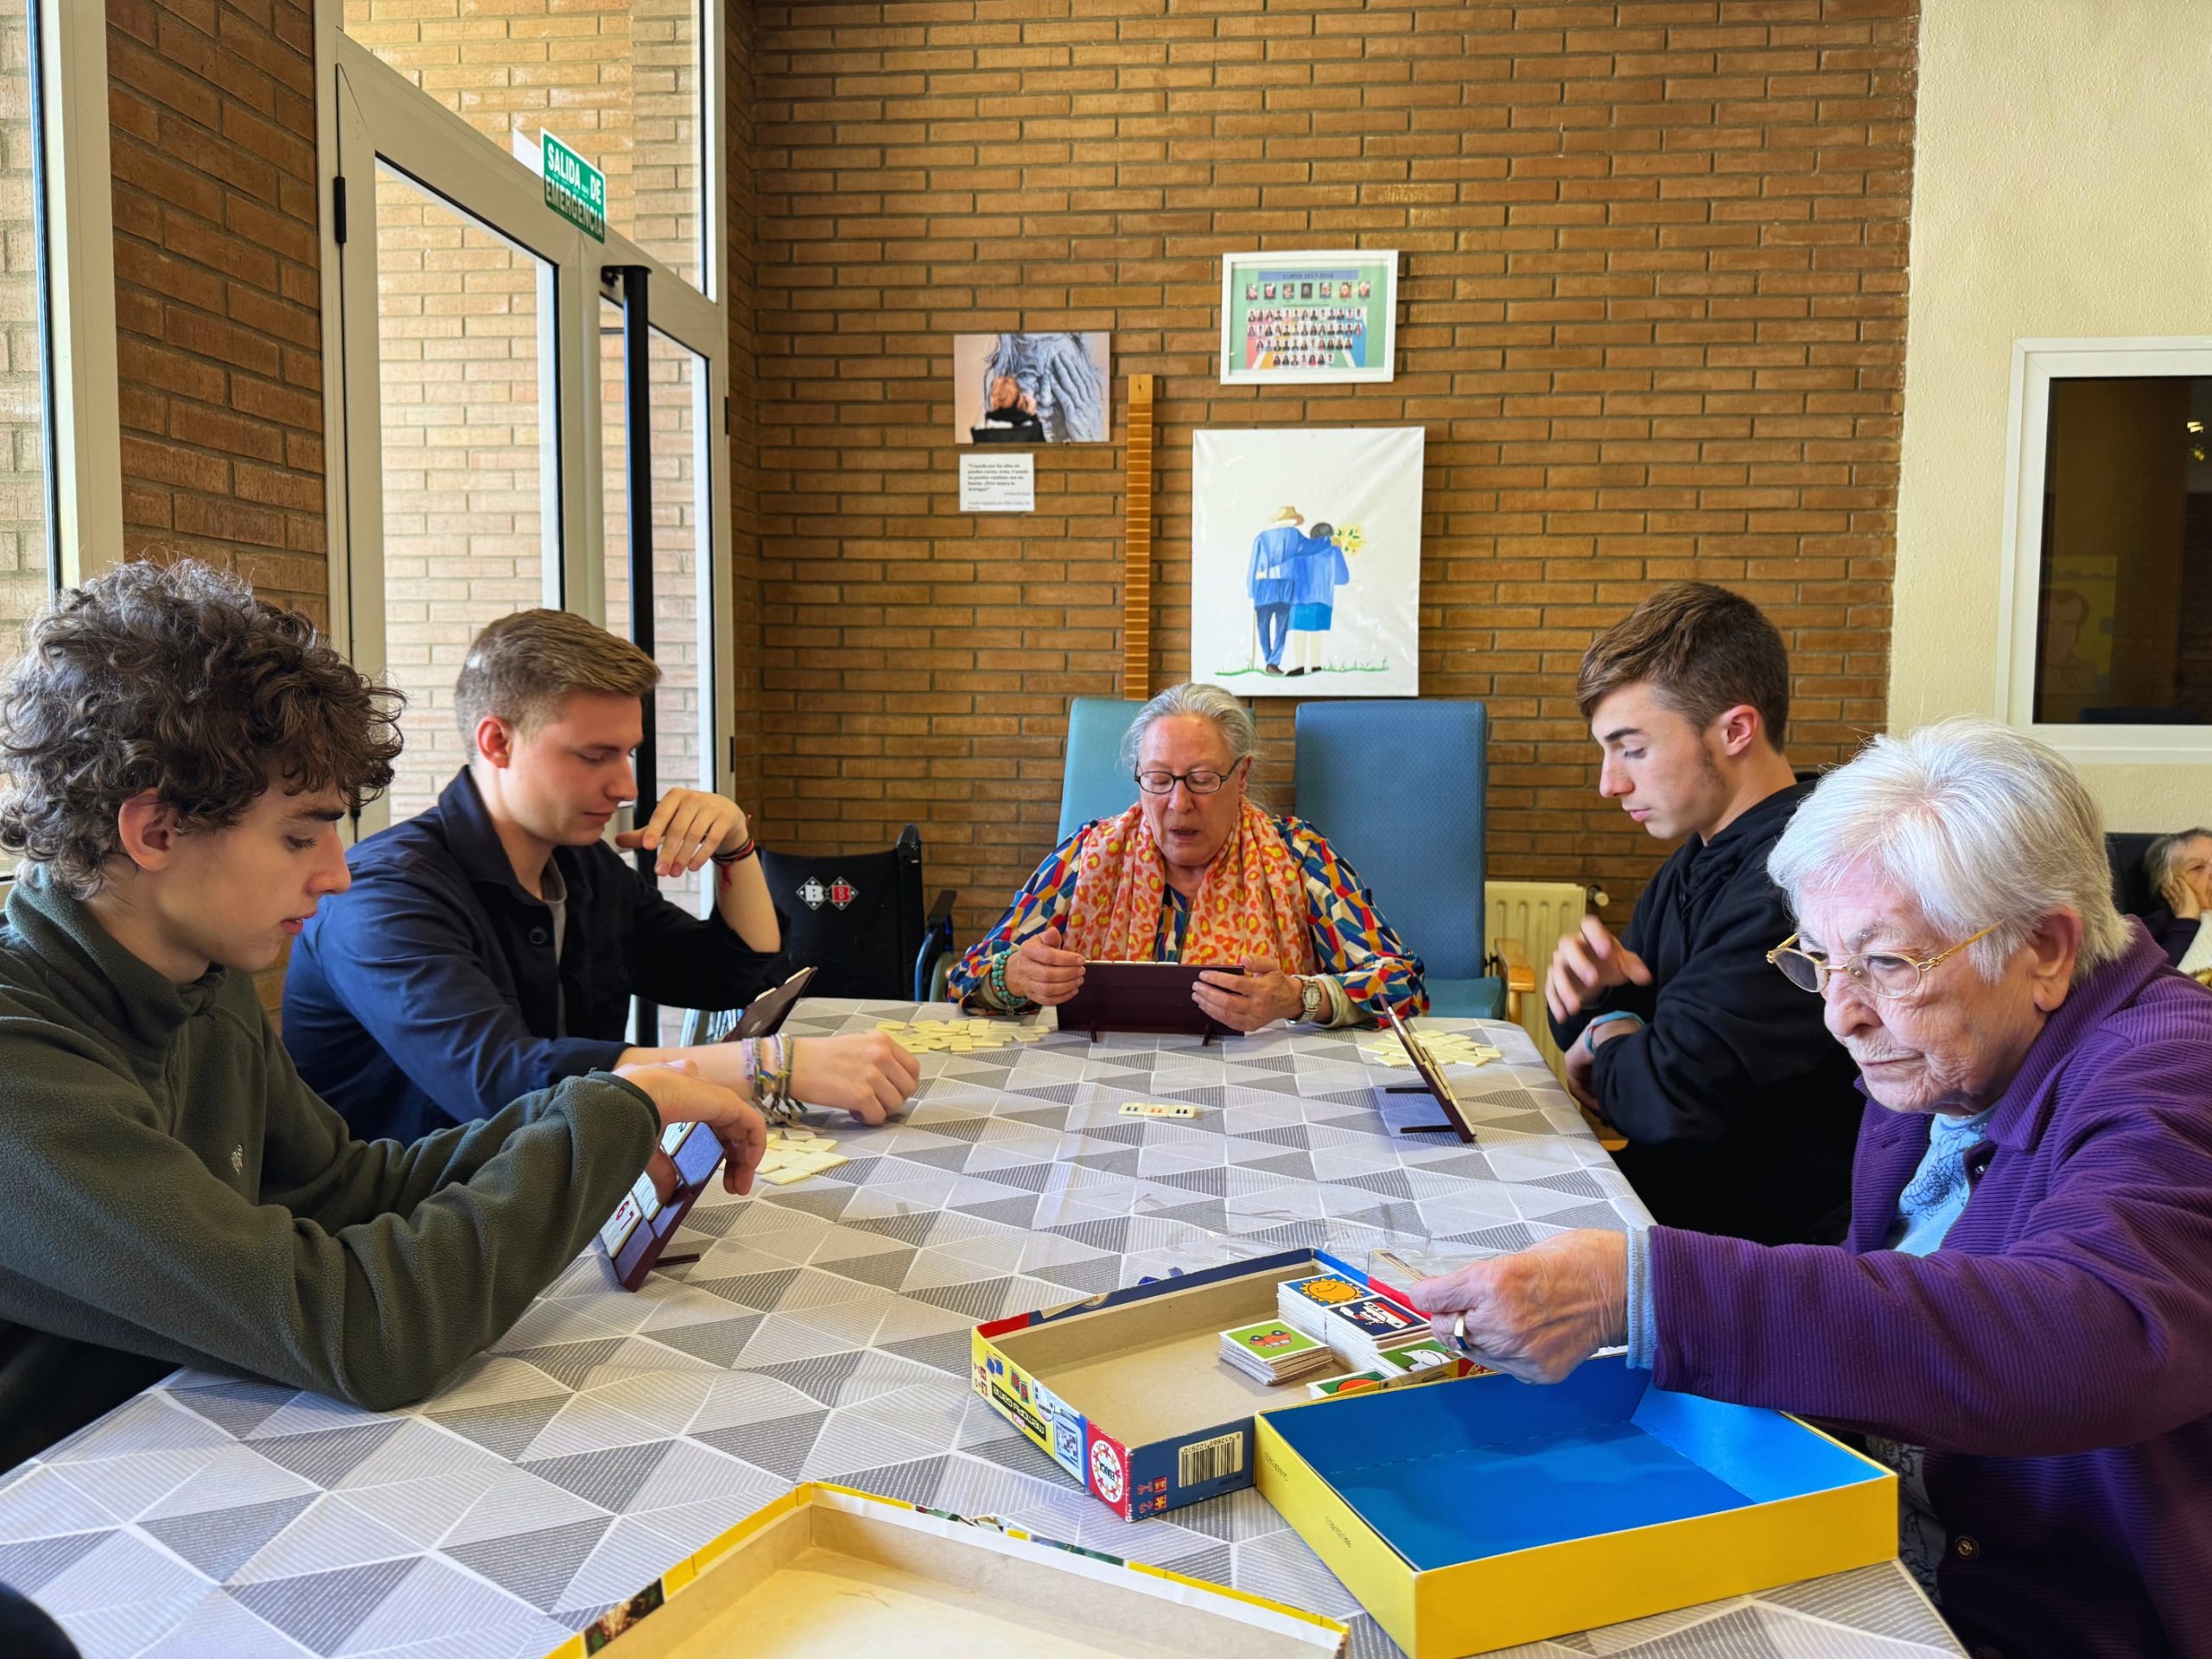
1546,583,1862,1244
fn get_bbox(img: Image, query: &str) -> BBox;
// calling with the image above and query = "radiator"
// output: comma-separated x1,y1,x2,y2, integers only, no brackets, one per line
1484,879,1595,1084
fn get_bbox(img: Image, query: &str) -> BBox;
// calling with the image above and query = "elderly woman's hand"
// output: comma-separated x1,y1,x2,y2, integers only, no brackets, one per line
1412,1230,1630,1384
1005,925,1087,1007
2164,873,2204,922
1192,960,1305,1031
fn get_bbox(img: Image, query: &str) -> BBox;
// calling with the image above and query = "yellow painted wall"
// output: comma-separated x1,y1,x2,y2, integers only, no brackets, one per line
1891,0,2212,827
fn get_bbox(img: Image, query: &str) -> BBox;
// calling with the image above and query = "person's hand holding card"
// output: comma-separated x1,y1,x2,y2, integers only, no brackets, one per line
1192,959,1300,1031
613,1058,767,1196
1411,1230,1628,1385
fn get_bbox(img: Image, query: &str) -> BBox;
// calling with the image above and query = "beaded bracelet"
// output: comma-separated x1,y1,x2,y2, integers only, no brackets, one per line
741,1034,805,1126
764,1034,803,1126
987,949,1022,1009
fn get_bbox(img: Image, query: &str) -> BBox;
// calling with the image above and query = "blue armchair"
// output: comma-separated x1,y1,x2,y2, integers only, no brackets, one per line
1294,699,1512,1020
1057,696,1147,844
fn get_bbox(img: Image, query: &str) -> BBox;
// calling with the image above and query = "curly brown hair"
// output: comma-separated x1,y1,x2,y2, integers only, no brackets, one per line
0,560,404,897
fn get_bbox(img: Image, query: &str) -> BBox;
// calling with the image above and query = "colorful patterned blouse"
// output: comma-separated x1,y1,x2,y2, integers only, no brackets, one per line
950,815,1427,1022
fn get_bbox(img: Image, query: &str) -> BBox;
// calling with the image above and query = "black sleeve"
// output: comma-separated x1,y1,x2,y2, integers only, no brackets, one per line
1585,868,1815,1143
625,870,788,1013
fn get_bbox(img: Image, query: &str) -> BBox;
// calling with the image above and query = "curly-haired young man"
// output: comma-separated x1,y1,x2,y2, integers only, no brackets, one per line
0,561,766,1442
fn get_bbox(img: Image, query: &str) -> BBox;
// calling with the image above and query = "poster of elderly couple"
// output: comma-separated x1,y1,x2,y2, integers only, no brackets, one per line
1191,426,1424,696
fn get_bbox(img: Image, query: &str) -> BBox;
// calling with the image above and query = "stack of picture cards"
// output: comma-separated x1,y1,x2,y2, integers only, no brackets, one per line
1218,1319,1333,1386
1277,1271,1433,1373
1325,1294,1433,1372
1277,1270,1370,1339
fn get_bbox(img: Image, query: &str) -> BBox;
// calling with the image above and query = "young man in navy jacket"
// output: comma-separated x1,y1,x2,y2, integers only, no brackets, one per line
284,609,917,1144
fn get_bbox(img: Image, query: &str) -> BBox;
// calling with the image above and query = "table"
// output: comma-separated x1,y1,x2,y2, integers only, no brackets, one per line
0,1005,1962,1659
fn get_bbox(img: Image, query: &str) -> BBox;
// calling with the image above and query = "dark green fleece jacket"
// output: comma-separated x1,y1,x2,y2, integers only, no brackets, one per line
0,871,659,1411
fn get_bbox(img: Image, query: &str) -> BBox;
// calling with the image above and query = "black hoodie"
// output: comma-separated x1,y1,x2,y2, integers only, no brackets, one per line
1553,782,1863,1244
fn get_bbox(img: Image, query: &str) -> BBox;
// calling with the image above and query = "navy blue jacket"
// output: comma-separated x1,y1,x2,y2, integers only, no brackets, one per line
283,770,784,1143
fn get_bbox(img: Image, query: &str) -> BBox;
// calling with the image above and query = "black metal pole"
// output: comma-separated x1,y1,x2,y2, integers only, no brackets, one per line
612,266,661,1044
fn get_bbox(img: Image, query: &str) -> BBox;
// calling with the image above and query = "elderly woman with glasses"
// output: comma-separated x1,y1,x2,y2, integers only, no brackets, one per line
950,683,1425,1030
1411,718,2212,1659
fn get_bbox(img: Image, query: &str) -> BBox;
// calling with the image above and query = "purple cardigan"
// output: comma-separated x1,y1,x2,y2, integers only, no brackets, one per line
1651,925,2212,1659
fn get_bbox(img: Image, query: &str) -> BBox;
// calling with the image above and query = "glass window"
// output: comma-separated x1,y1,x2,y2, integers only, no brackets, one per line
342,1,705,291
373,163,560,823
2034,376,2212,726
603,305,709,1041
0,1,51,672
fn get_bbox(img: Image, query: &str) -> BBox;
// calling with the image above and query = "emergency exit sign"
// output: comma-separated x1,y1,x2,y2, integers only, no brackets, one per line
542,131,605,241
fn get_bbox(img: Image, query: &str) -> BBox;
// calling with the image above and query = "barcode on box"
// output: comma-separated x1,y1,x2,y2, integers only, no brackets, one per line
1178,1432,1244,1487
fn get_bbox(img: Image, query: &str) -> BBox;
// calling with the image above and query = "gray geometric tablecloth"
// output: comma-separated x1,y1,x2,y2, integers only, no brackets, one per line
0,1004,1962,1658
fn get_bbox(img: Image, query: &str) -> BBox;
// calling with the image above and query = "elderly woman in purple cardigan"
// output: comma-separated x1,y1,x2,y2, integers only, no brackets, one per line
1416,717,2212,1659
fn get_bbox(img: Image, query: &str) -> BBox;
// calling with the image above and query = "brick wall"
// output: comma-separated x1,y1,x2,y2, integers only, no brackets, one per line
106,0,326,1014
747,0,1916,937
95,0,1918,960
108,0,327,620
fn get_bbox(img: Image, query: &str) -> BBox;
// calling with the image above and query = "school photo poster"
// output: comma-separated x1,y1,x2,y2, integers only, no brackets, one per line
1191,426,1425,697
1219,251,1398,385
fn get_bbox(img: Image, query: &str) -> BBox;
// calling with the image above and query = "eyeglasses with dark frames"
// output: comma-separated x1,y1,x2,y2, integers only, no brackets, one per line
1134,757,1249,797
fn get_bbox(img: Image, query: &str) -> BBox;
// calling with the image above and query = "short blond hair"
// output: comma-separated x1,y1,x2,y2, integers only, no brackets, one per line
454,609,658,752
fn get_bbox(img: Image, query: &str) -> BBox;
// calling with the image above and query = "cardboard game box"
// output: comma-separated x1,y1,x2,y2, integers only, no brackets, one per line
1254,1357,1897,1657
971,1250,1478,1520
543,1483,1348,1658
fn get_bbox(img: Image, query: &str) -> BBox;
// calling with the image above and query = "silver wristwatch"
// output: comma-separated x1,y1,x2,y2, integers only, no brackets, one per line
1298,976,1325,1023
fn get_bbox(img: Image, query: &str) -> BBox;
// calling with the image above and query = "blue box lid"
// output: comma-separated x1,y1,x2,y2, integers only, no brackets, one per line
1262,1357,1884,1570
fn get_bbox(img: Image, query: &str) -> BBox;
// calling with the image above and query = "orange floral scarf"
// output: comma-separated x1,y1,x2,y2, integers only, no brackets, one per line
1065,801,1317,974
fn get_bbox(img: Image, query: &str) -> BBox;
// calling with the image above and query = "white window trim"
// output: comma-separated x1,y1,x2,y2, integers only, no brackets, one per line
35,0,123,582
1997,335,2212,766
311,0,734,798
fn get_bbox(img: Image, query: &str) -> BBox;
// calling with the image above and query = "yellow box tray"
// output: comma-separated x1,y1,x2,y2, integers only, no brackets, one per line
544,1483,1347,1659
1255,1359,1897,1658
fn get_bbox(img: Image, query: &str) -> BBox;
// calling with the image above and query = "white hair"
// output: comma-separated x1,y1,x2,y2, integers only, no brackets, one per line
1768,716,2132,982
1119,683,1259,772
2146,830,2212,897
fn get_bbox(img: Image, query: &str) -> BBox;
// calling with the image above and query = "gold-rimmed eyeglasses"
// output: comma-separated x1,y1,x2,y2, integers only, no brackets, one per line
1766,922,2001,1000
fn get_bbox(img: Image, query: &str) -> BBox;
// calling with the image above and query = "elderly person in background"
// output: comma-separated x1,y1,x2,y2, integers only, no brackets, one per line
1411,719,2212,1659
2144,827,2212,980
950,683,1424,1030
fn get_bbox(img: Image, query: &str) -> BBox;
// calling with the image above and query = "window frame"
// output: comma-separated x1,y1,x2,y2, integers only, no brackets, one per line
1998,335,2212,765
312,1,734,830
28,0,123,582
0,0,124,887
